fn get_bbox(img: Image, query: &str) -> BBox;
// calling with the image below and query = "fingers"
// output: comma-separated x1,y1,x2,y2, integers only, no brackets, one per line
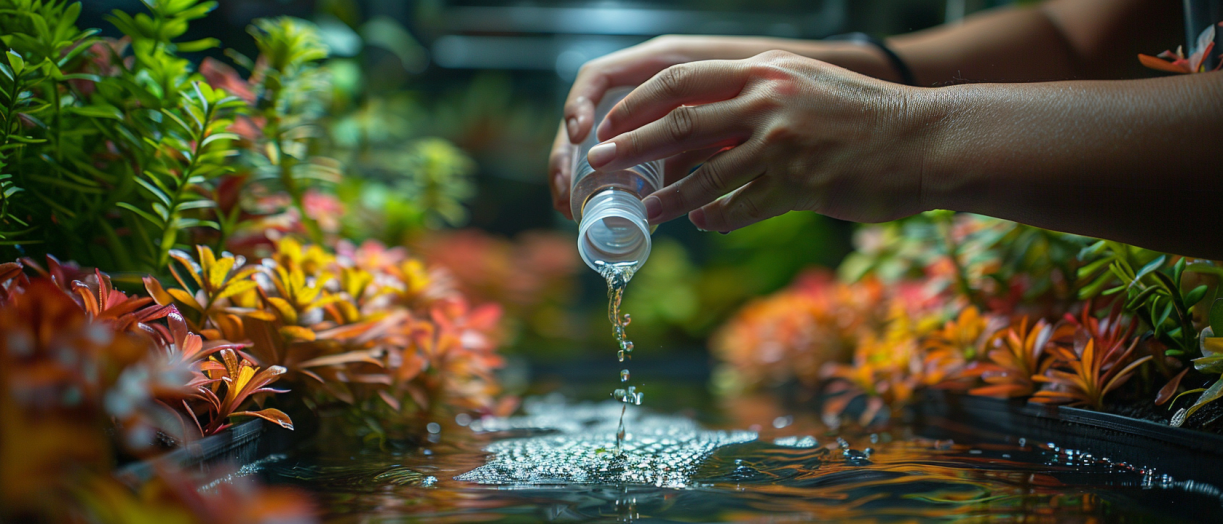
690,176,795,232
663,146,723,186
563,45,685,144
641,143,762,225
548,122,574,220
596,60,751,142
588,100,749,173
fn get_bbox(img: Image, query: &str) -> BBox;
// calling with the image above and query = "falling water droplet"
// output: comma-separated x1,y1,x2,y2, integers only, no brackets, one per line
622,313,631,326
617,350,625,362
621,369,630,382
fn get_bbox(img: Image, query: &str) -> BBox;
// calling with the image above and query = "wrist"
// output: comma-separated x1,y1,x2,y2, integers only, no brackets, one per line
821,34,915,85
905,83,958,213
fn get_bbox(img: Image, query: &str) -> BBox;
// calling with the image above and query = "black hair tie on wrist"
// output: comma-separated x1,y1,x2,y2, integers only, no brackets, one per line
824,32,918,87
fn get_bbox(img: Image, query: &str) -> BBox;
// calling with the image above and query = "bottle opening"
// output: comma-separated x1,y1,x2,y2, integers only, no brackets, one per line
578,189,651,271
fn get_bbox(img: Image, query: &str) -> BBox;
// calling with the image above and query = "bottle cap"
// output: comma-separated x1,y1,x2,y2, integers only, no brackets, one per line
577,188,651,271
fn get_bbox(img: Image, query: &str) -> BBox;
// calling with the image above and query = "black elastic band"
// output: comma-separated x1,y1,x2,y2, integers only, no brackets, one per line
825,32,918,87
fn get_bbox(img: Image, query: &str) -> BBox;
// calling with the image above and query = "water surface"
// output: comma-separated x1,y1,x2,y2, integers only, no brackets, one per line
267,391,1223,523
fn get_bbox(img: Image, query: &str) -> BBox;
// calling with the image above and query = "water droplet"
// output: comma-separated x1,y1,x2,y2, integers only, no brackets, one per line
621,369,630,382
613,389,627,401
617,350,625,362
426,422,441,434
622,313,631,326
772,415,793,429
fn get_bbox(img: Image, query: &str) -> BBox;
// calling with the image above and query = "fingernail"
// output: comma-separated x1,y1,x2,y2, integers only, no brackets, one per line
689,208,706,230
643,196,661,221
566,117,578,141
588,141,616,168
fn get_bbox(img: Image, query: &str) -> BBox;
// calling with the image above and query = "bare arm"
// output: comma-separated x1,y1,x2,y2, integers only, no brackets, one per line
890,0,1181,84
921,72,1223,259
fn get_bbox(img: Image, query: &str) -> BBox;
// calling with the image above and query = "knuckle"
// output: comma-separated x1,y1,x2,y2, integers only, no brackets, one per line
626,131,645,158
762,121,797,144
755,49,793,64
647,34,678,48
666,106,697,142
737,194,764,220
657,64,689,99
698,161,728,197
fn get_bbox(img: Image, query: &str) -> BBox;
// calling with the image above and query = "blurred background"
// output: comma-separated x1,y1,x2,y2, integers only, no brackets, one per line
75,0,1020,373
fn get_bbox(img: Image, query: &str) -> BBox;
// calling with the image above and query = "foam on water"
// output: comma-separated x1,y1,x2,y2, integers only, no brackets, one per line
456,398,757,488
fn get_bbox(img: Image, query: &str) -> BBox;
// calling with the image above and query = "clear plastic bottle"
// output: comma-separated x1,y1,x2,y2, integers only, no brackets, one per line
570,87,664,271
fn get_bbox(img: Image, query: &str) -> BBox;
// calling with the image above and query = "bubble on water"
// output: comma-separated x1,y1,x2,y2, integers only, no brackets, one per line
773,435,818,449
455,399,757,488
421,476,437,488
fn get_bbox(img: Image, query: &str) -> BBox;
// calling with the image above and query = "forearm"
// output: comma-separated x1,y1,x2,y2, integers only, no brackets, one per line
919,72,1223,258
889,0,1180,85
646,35,910,82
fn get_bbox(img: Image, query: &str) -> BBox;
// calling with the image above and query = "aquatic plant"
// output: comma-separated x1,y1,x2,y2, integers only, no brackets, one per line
1168,300,1223,426
820,301,942,425
143,237,510,431
711,270,889,391
1139,23,1221,74
921,306,1002,389
959,317,1054,398
1032,304,1153,410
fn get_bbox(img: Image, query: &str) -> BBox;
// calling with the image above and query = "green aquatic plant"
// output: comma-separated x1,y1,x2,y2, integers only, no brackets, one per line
1169,299,1223,426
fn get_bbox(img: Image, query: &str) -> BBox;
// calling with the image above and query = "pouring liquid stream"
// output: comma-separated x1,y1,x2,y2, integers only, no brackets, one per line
598,261,640,451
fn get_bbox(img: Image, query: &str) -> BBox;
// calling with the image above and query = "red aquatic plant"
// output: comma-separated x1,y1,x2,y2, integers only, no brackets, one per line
195,348,292,435
1031,327,1152,410
961,317,1054,398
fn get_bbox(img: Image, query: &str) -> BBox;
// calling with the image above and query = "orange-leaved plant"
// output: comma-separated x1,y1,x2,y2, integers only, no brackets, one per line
960,317,1054,398
1139,23,1221,74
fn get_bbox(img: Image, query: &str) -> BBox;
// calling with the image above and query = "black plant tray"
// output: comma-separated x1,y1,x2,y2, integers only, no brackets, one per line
115,414,310,488
914,390,1223,487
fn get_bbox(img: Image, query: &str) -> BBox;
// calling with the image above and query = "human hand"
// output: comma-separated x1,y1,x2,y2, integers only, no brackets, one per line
547,37,907,219
586,50,937,232
549,36,705,219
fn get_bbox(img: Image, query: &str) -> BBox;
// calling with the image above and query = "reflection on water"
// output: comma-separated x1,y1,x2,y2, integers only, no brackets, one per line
456,398,756,487
269,394,1223,523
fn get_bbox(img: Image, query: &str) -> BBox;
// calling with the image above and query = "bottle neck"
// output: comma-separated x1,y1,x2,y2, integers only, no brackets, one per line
577,188,652,271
